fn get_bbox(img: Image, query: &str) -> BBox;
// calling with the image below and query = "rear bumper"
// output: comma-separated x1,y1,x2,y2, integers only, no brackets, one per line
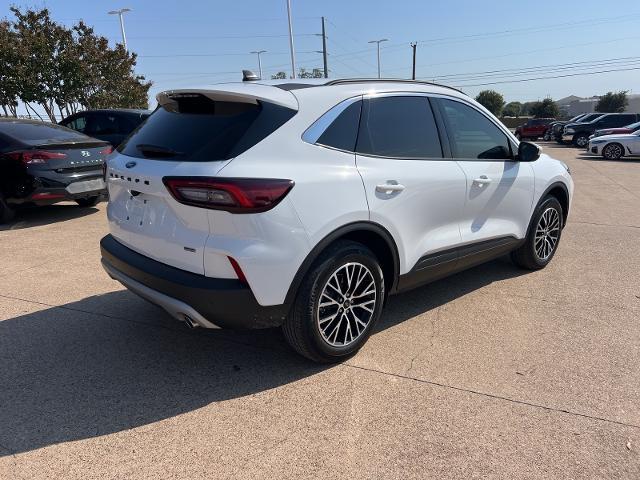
561,134,574,142
100,234,290,329
7,174,106,206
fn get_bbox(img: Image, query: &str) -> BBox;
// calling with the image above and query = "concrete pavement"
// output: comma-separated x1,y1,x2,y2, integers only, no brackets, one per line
0,144,638,479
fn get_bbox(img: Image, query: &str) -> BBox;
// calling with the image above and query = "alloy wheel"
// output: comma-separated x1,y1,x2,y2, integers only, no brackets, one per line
603,144,623,159
534,207,561,261
576,136,588,148
316,262,377,347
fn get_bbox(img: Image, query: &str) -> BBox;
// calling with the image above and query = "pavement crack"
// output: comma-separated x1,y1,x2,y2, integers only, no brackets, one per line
344,363,640,430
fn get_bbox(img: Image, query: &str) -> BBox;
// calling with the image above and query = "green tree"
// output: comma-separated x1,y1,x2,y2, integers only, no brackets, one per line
502,101,523,117
298,68,324,79
529,98,559,118
271,72,287,80
0,21,20,116
475,90,504,116
595,91,628,113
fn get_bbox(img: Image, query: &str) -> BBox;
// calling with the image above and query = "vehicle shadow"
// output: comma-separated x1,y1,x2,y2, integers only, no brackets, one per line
0,202,102,231
0,256,525,456
575,153,640,163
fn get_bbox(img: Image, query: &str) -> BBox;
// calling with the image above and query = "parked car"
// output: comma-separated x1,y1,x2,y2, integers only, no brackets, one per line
553,113,603,143
563,113,640,147
545,114,588,141
100,79,573,362
0,119,112,223
590,120,640,139
514,117,555,140
59,109,150,147
588,131,640,159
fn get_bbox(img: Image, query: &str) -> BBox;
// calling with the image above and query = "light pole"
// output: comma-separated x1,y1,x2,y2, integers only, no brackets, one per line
108,8,131,51
286,0,296,79
368,38,388,78
250,50,267,79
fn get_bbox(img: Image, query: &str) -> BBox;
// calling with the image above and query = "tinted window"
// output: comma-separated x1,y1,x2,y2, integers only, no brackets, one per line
356,96,442,158
63,115,88,133
119,96,296,161
0,121,89,145
317,101,362,151
439,99,512,160
86,113,122,135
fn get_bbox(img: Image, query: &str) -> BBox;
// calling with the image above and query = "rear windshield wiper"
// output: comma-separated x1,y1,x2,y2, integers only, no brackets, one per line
136,144,184,158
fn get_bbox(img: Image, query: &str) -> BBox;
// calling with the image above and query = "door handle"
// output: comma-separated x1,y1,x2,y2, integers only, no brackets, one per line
473,175,492,185
376,183,406,193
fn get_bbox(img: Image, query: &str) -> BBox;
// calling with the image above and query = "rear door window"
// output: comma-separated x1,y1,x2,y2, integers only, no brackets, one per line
62,114,88,133
118,96,296,161
356,96,442,159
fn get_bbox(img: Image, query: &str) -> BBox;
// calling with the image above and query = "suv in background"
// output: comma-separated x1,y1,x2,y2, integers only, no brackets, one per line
100,79,573,362
563,113,640,147
515,118,555,140
553,113,603,143
60,109,150,147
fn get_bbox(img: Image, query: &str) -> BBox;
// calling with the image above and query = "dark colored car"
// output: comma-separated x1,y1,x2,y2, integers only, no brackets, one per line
591,120,640,138
552,113,603,143
562,113,640,147
515,118,555,140
0,119,111,223
59,109,150,147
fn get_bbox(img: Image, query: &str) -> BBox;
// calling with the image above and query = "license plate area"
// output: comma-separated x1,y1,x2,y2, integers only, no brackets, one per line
66,178,105,194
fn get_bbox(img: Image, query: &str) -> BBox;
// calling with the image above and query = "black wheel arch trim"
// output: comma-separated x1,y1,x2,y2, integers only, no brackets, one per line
283,221,401,305
539,181,570,224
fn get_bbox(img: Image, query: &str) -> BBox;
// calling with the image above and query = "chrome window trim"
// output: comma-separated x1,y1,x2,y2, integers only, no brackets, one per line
301,95,363,146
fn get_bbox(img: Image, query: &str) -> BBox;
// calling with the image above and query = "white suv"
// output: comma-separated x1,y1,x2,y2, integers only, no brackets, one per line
101,79,573,362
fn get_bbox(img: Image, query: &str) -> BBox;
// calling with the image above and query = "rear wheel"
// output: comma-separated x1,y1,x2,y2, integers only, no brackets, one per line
512,196,563,270
574,134,589,148
602,143,624,160
283,240,385,363
76,196,100,207
0,194,16,224
543,130,551,141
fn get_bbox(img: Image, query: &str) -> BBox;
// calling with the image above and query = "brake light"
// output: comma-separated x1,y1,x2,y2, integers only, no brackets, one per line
227,256,248,285
6,150,67,165
163,177,294,213
99,146,113,156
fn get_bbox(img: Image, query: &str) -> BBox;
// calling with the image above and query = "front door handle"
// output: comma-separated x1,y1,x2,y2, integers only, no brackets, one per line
376,183,406,193
473,175,492,185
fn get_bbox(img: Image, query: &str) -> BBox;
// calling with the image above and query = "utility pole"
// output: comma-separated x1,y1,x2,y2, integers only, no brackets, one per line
250,50,267,79
410,42,417,80
108,8,131,51
286,0,296,79
368,38,388,78
321,16,328,78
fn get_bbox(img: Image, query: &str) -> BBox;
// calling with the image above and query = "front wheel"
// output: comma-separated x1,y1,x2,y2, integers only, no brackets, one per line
574,134,589,148
512,196,564,270
543,131,551,141
602,143,624,160
283,240,385,363
76,196,100,207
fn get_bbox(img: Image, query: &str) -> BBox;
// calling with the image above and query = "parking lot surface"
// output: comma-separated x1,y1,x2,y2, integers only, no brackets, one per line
1,144,639,479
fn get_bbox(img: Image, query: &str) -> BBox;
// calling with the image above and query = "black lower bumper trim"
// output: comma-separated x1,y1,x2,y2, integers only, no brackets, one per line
100,234,290,329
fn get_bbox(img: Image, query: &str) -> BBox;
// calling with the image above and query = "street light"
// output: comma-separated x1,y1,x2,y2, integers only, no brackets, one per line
108,8,131,51
368,38,388,78
250,50,267,79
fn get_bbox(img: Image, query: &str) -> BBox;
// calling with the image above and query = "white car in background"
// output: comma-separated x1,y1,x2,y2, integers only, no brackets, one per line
588,131,640,160
100,78,573,362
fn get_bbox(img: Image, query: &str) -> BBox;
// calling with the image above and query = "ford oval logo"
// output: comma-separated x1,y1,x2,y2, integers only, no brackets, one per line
125,161,137,169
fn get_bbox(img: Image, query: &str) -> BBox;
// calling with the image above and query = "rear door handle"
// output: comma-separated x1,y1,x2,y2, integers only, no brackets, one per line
473,175,492,185
376,183,405,193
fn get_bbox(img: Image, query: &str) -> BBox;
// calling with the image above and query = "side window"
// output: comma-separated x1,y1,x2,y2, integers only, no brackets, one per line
63,115,87,133
316,100,362,151
439,98,512,160
86,114,121,135
356,96,442,159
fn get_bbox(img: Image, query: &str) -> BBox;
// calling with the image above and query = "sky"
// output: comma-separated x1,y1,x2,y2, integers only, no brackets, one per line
3,0,640,109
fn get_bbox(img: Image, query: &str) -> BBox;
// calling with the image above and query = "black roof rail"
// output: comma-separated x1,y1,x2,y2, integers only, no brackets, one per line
324,78,466,95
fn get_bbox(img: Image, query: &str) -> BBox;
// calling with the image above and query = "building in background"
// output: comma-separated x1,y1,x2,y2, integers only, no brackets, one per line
557,94,640,116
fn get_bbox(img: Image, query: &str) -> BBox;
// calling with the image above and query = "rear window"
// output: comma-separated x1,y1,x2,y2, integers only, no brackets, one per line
0,122,89,145
118,96,296,161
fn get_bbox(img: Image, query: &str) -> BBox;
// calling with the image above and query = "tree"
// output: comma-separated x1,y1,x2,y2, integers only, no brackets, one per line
595,91,628,113
502,101,523,117
0,21,20,116
475,90,504,116
271,72,287,80
271,68,323,80
529,98,559,118
520,101,537,116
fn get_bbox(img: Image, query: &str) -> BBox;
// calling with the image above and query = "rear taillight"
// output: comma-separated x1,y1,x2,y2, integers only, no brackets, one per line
6,150,67,165
163,177,294,213
99,146,113,155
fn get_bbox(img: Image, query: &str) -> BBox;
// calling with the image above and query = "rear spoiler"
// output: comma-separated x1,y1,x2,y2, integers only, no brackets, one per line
157,84,299,111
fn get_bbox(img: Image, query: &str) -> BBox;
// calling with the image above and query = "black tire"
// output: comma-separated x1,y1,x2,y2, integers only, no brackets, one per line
0,194,16,224
76,196,100,207
543,131,551,141
515,133,522,141
602,143,624,160
511,195,564,270
283,240,385,363
573,134,589,148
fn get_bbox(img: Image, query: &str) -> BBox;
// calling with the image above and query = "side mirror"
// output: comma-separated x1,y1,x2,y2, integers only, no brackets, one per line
518,141,541,162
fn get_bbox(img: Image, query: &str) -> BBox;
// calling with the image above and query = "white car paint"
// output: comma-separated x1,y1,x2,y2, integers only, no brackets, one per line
588,131,640,158
105,80,573,311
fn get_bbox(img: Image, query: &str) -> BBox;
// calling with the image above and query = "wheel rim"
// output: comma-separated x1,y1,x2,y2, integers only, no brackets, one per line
316,262,377,347
576,136,588,147
604,144,622,159
534,207,561,261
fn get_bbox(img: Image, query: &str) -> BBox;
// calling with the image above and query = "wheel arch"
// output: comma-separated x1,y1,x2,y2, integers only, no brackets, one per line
540,181,570,227
284,221,400,305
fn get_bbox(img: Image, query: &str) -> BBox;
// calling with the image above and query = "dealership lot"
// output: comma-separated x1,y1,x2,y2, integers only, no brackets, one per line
0,144,639,479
